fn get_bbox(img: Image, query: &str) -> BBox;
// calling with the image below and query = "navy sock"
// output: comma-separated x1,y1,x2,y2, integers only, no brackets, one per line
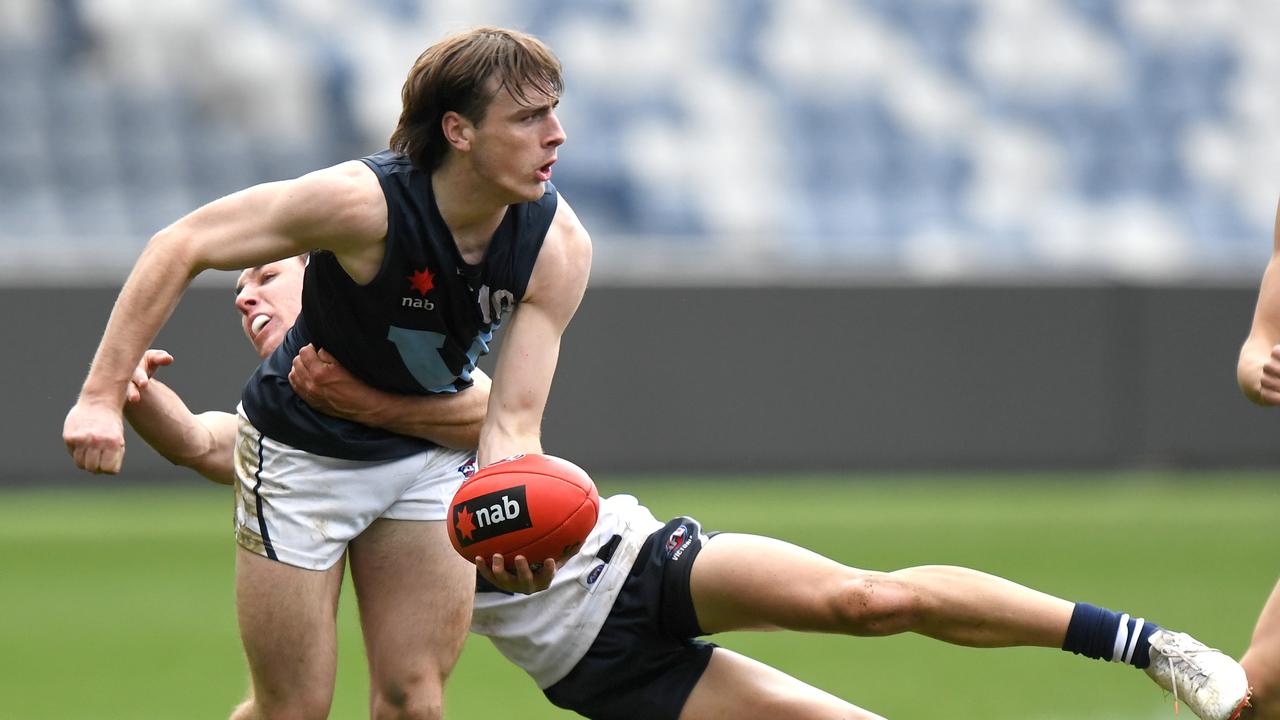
1062,602,1160,669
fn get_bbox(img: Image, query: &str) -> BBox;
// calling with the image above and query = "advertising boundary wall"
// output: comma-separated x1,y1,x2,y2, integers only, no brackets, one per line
9,284,1277,483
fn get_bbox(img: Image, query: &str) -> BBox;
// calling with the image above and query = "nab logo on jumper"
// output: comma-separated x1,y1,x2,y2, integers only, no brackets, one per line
402,266,436,310
452,485,533,548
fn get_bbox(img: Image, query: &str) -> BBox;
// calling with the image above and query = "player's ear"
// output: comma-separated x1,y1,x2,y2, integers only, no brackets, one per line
441,111,474,152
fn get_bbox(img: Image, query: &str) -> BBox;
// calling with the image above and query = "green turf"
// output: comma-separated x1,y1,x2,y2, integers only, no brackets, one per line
1,473,1275,719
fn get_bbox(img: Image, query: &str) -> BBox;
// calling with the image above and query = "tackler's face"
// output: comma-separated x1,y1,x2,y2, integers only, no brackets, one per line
469,80,566,203
235,257,306,358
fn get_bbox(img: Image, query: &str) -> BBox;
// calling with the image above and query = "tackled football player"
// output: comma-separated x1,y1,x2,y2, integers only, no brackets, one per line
127,262,1249,720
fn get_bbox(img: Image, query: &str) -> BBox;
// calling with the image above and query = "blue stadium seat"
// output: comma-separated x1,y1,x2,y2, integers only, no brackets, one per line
0,0,1272,277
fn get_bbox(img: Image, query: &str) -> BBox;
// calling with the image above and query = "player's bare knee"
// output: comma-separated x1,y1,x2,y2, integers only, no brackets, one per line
372,675,446,720
829,570,921,636
372,697,444,720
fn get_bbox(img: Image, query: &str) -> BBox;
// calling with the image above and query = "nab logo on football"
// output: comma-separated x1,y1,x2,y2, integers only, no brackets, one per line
452,485,533,548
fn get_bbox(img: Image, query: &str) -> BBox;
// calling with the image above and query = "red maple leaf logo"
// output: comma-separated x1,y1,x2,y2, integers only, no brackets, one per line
407,267,435,295
455,505,476,540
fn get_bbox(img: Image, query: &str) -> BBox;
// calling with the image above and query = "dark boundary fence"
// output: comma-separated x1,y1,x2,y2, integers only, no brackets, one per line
9,283,1278,483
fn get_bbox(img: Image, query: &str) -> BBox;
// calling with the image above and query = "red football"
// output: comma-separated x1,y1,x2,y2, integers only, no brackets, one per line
449,453,599,569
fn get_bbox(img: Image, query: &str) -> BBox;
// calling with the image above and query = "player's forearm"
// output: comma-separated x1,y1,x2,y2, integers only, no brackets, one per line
476,384,547,466
477,422,542,468
384,415,484,450
476,338,555,465
183,412,237,484
79,232,200,406
370,385,488,449
378,404,486,449
475,322,564,466
328,366,490,448
124,380,235,484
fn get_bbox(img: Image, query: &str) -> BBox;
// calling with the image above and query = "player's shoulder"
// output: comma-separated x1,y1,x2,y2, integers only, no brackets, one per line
280,162,387,245
549,192,589,244
541,194,592,272
297,160,383,197
290,162,386,215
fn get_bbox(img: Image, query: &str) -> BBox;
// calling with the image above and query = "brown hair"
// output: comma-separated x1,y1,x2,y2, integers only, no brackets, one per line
389,26,564,172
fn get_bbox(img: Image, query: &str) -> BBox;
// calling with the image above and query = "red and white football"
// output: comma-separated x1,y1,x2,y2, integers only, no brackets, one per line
449,453,599,569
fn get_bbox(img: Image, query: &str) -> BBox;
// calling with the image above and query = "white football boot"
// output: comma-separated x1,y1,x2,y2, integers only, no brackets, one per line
1144,629,1252,720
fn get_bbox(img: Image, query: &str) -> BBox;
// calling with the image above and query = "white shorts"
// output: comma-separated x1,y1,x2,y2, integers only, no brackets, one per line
232,409,475,570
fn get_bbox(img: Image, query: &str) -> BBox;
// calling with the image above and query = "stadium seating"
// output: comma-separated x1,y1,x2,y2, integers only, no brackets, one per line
2,0,1275,280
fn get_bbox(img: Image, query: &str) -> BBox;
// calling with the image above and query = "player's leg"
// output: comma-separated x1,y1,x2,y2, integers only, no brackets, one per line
690,533,1250,720
228,553,347,717
349,448,475,720
678,647,885,720
690,533,1072,647
1241,579,1280,719
228,414,387,719
542,514,877,720
349,518,473,720
230,547,345,719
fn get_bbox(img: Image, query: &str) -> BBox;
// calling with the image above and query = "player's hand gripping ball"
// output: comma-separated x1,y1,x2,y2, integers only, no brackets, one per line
449,454,599,570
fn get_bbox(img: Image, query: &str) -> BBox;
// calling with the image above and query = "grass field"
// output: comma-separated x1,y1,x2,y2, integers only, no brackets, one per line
1,472,1275,719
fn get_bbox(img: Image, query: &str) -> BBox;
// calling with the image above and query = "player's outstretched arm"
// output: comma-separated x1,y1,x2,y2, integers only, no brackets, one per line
63,162,387,475
289,344,491,449
476,199,591,467
123,350,236,485
1239,200,1280,405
